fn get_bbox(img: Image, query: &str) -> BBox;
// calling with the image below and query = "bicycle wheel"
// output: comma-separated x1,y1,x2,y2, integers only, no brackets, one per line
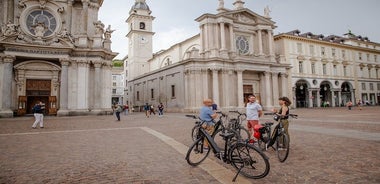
186,137,211,166
191,125,200,141
237,126,250,141
276,133,290,162
229,142,270,179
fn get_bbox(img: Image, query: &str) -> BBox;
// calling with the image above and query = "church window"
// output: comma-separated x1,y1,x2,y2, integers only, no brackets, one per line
361,83,366,90
322,64,327,75
235,36,249,55
333,65,337,76
113,82,116,87
140,22,145,30
332,48,336,57
342,50,346,58
321,47,325,56
370,83,374,91
298,61,304,73
171,85,176,98
26,9,57,37
137,91,140,101
151,89,154,99
359,52,362,60
112,89,116,94
311,63,316,74
367,53,370,61
343,66,347,76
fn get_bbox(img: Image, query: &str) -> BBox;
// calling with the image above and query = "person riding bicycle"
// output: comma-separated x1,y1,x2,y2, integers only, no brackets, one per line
272,96,292,141
199,99,217,150
246,95,263,142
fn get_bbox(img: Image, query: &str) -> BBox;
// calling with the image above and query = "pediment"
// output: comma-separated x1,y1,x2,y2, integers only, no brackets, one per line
14,60,61,71
227,9,276,27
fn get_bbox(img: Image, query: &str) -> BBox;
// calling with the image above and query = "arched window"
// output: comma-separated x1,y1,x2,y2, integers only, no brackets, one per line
139,22,145,30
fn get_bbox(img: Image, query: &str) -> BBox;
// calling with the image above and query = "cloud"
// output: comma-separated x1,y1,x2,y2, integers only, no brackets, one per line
153,27,197,53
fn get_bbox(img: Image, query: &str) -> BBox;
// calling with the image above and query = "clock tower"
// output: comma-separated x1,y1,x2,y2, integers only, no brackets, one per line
126,0,155,80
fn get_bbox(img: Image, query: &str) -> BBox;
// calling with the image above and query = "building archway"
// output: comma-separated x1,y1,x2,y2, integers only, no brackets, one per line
320,81,332,107
341,82,353,106
295,80,309,108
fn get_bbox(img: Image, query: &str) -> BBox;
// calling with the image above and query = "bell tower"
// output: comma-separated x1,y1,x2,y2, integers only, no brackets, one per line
126,0,155,80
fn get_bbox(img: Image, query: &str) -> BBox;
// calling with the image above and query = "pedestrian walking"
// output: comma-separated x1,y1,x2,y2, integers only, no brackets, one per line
144,103,151,118
150,104,156,115
124,104,129,115
346,101,353,110
113,104,123,121
158,103,164,117
32,101,44,129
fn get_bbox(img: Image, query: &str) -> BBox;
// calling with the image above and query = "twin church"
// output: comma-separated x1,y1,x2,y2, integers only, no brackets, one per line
125,0,289,112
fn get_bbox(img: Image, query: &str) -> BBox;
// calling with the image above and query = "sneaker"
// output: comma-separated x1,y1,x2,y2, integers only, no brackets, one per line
32,127,36,129
40,127,44,128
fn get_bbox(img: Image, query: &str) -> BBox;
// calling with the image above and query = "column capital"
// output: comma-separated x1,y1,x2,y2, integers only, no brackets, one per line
280,72,288,78
2,55,16,63
92,60,103,68
59,58,71,66
235,69,245,73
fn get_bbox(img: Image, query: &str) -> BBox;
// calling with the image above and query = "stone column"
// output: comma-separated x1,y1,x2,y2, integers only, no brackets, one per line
184,70,190,109
257,30,264,55
212,69,220,106
0,55,15,117
77,60,89,110
67,0,73,31
264,71,273,109
229,25,234,52
292,87,296,108
338,90,342,107
271,72,279,107
189,70,196,109
331,90,336,107
222,69,230,107
317,89,321,107
59,59,70,112
280,73,288,97
268,30,274,56
220,22,226,50
202,69,209,101
82,0,89,33
308,89,313,108
237,70,244,107
93,61,102,109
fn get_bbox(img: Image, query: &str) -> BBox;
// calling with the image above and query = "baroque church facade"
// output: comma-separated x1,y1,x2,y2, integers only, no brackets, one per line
0,0,117,117
125,0,291,112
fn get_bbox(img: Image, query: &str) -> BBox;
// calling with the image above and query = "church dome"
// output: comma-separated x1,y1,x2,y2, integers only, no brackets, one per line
130,0,150,12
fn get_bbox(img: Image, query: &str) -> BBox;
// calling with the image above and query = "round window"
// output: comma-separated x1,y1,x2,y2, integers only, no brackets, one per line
26,10,57,37
236,36,249,55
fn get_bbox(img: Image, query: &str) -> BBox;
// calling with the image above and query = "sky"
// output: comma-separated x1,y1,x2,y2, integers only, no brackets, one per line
98,0,380,59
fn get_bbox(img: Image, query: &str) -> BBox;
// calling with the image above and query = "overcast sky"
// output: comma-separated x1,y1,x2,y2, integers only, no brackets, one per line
98,0,380,59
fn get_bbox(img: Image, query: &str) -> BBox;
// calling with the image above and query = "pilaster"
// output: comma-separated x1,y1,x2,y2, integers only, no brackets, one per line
0,55,15,117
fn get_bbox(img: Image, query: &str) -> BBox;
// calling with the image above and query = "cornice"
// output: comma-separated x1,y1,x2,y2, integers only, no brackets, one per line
274,34,380,53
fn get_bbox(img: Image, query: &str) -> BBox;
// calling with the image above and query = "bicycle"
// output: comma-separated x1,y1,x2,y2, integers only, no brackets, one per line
190,112,244,145
185,114,270,181
228,110,251,141
256,113,298,162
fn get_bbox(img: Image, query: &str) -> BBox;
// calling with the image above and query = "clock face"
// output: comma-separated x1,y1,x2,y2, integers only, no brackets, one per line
26,9,57,37
236,35,249,55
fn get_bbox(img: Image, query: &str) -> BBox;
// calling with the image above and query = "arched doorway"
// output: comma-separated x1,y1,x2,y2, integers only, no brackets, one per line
295,80,309,108
341,82,352,106
14,60,60,116
320,81,332,107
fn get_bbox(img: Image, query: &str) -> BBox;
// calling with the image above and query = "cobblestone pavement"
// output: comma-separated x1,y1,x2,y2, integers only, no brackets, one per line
0,106,379,183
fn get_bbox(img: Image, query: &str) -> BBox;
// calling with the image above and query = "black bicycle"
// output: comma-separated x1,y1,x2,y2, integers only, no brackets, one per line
228,111,251,141
256,113,298,162
185,114,270,181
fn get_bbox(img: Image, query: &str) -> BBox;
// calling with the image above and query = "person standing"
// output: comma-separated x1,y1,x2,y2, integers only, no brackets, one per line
246,95,263,140
124,104,129,115
150,104,156,115
199,99,217,150
114,104,123,121
272,97,292,141
346,100,353,110
158,103,164,117
144,103,151,118
32,101,44,129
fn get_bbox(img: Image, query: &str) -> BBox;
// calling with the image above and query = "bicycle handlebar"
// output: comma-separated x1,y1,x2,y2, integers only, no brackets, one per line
264,112,298,119
185,114,198,119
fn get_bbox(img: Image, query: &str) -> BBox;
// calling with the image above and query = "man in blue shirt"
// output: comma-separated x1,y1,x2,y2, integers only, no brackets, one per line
199,99,217,149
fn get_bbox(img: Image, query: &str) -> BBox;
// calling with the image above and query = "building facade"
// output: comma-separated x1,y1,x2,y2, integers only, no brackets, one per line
125,0,291,112
0,0,117,117
111,65,125,105
275,30,380,108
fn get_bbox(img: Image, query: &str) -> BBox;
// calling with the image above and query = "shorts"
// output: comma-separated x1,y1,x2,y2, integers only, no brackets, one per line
247,120,259,129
